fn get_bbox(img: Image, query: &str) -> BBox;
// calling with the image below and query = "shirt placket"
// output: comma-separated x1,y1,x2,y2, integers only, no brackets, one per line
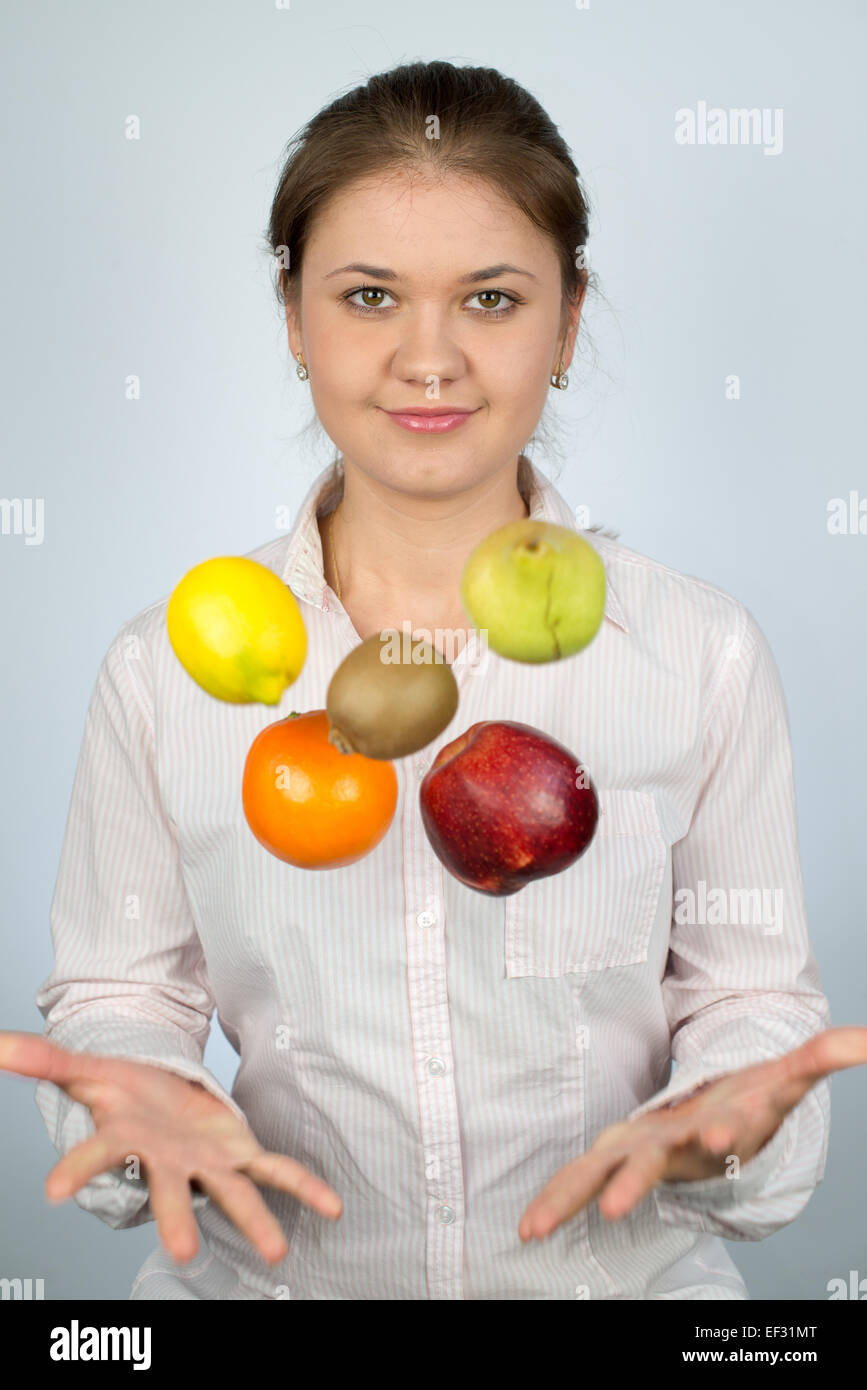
401,645,491,1300
403,740,465,1299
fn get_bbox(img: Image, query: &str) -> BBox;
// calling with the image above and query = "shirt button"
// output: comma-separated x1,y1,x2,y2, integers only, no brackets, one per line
438,1205,456,1225
426,1057,445,1076
416,909,437,927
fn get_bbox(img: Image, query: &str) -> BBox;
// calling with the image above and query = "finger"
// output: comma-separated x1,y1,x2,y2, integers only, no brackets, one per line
0,1032,121,1102
0,1032,85,1084
597,1141,671,1219
45,1134,131,1202
767,1026,867,1102
194,1169,289,1265
242,1151,342,1220
146,1167,200,1264
519,1147,628,1241
682,1030,865,1142
801,1026,867,1075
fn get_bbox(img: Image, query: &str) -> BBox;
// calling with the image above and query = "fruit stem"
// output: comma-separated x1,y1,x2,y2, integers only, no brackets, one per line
327,724,355,756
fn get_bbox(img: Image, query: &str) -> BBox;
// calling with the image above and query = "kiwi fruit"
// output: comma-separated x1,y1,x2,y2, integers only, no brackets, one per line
326,630,459,759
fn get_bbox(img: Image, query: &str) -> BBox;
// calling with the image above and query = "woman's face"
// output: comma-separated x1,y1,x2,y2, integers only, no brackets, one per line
285,170,582,500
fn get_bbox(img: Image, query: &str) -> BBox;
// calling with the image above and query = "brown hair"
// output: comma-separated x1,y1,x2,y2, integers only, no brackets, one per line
264,59,607,488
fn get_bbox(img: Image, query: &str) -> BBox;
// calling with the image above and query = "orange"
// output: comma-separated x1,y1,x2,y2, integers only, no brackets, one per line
242,709,398,868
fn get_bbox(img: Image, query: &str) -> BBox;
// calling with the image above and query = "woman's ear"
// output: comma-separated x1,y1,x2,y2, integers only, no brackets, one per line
284,301,303,362
562,286,585,373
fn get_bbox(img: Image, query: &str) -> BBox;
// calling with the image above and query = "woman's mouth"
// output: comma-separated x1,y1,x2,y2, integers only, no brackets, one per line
378,406,480,434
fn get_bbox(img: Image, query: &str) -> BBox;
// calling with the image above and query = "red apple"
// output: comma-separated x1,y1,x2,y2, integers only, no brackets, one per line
419,720,599,895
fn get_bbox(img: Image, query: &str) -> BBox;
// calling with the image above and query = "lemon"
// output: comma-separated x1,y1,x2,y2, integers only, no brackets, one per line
167,557,307,704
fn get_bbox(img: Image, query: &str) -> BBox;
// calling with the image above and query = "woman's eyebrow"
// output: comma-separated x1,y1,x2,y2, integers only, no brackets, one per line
322,262,539,284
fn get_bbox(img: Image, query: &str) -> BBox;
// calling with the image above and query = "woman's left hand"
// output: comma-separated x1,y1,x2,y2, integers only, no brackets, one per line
518,1025,867,1242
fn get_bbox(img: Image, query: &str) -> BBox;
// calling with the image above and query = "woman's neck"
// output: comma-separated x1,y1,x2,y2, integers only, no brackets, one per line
320,454,532,614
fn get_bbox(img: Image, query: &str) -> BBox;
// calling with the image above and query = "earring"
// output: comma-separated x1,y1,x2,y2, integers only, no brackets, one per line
551,360,569,390
296,352,308,382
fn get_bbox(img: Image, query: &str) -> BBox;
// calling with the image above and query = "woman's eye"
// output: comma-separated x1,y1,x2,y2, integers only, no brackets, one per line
345,286,396,312
466,290,518,317
341,286,519,318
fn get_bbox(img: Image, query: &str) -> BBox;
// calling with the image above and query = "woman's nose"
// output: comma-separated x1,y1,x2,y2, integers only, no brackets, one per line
389,309,466,386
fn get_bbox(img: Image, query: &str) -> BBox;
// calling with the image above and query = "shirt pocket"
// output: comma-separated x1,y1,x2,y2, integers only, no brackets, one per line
503,788,667,979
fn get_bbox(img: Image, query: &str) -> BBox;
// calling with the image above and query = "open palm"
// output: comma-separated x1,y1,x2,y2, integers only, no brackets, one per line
519,1025,867,1241
0,1031,342,1264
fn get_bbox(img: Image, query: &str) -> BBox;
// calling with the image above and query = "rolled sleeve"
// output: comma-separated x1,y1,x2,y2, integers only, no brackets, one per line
626,604,831,1240
34,622,247,1230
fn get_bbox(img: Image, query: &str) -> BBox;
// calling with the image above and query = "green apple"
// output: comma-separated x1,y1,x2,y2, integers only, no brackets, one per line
460,520,606,662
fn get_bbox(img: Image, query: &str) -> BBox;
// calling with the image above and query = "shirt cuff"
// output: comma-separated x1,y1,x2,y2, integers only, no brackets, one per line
653,1105,796,1210
35,1048,247,1231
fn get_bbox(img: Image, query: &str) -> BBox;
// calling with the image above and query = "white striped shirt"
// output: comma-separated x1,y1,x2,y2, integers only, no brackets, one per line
35,456,831,1300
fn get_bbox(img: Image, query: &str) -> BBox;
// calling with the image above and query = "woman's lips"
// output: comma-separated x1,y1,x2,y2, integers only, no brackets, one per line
379,407,479,434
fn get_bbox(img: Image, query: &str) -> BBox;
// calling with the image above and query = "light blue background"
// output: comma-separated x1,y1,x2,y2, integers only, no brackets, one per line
1,0,864,1301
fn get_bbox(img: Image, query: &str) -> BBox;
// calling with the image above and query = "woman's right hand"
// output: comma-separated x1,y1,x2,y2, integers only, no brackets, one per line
0,1030,342,1265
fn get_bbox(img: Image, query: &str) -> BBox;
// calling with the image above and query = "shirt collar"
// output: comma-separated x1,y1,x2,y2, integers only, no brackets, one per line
280,456,628,634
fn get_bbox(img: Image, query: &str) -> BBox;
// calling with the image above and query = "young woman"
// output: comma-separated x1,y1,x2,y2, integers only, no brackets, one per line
2,60,865,1301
